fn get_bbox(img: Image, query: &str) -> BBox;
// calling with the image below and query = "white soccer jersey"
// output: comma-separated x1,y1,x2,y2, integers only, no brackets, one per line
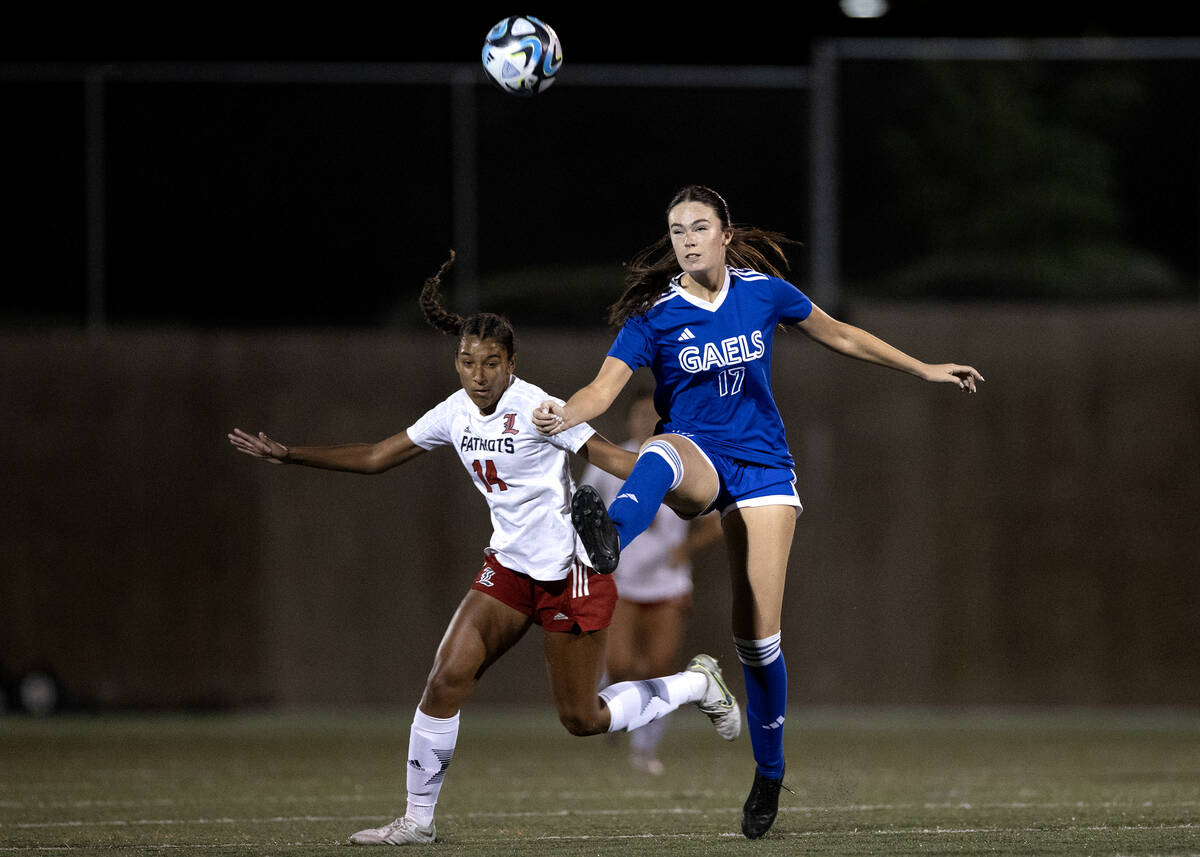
581,442,693,603
406,376,595,581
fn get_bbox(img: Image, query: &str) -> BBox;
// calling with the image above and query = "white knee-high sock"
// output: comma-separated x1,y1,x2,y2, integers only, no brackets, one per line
405,709,459,827
599,670,706,733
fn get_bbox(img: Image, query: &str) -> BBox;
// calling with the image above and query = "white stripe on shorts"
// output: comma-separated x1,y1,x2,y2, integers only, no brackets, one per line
730,493,803,514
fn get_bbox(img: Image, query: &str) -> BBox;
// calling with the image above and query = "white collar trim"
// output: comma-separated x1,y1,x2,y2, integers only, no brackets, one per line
670,268,731,313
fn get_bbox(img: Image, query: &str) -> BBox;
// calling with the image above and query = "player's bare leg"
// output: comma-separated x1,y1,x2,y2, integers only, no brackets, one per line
544,621,738,743
723,505,796,839
723,506,793,640
350,591,531,846
605,599,687,681
604,599,640,682
420,590,533,716
543,628,611,735
657,434,719,517
641,601,687,676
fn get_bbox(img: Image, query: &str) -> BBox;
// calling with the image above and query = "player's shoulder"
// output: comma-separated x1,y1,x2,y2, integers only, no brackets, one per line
634,283,688,324
408,387,470,444
728,266,808,307
499,377,575,429
424,387,473,416
729,266,782,286
503,375,552,407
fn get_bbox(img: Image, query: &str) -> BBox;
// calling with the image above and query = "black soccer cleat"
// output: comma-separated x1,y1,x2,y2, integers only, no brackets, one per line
741,766,786,839
571,485,620,574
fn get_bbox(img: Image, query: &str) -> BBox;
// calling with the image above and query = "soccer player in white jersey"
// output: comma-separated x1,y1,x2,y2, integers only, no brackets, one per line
228,253,741,847
581,389,722,775
535,186,984,839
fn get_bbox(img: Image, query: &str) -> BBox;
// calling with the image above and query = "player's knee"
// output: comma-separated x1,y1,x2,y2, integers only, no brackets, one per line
421,665,472,711
557,707,605,737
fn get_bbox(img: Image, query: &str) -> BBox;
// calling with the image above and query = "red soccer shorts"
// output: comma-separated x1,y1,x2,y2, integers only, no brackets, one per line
471,552,617,633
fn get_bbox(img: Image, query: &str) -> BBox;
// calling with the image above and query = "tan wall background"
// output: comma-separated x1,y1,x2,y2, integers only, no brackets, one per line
3,304,1198,710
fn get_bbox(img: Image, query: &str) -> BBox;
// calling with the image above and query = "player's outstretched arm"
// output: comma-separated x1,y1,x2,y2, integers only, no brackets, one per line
228,428,291,464
533,357,634,436
577,432,638,480
227,427,425,474
797,305,984,393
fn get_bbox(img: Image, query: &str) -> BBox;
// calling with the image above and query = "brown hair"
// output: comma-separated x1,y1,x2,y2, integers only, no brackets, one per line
608,185,798,327
419,250,517,357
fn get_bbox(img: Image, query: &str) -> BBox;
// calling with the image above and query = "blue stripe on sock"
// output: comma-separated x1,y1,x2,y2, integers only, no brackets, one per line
736,633,781,667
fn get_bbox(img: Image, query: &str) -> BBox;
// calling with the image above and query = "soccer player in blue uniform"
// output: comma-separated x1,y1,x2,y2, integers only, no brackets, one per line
535,185,983,839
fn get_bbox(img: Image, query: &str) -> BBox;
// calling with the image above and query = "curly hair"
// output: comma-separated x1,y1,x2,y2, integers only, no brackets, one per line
608,185,798,327
419,250,516,357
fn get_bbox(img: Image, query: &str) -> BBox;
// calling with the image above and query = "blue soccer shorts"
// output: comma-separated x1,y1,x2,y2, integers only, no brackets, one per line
670,432,802,518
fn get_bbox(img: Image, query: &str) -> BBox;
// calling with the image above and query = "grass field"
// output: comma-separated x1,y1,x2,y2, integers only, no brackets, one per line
2,707,1198,855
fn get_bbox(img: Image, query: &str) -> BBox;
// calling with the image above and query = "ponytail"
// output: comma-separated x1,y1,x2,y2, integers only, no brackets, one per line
419,250,517,357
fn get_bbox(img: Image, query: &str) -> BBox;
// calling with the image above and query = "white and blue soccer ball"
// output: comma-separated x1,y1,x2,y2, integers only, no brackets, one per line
481,15,562,97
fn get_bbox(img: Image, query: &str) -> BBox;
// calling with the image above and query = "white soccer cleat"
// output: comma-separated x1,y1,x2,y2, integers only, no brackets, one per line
348,816,436,846
687,654,742,741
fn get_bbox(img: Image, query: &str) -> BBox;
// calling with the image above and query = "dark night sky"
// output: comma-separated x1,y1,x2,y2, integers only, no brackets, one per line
3,3,1198,326
3,4,1187,65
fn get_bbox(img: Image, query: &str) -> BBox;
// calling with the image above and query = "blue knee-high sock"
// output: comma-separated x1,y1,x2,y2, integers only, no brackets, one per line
736,633,787,779
608,440,682,549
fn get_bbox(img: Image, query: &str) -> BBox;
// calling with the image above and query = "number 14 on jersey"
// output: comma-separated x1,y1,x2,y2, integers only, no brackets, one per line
471,459,508,492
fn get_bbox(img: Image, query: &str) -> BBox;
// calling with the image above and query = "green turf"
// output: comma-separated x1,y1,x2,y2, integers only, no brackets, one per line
2,708,1198,855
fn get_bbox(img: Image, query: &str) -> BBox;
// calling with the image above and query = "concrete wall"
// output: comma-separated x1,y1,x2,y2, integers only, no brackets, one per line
3,305,1198,710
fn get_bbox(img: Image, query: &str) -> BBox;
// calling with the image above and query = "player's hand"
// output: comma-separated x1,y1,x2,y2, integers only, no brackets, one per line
228,428,290,463
923,364,984,393
532,401,567,436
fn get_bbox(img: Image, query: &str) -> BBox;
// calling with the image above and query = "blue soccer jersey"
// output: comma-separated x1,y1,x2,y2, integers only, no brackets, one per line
607,266,813,468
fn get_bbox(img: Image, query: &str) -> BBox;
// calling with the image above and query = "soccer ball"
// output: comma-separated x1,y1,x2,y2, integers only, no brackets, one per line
481,15,562,97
